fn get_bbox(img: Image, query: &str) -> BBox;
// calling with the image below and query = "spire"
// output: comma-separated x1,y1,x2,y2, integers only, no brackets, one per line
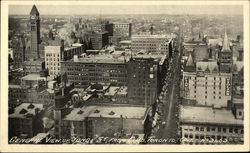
186,53,194,67
184,54,196,72
221,31,230,51
30,5,39,16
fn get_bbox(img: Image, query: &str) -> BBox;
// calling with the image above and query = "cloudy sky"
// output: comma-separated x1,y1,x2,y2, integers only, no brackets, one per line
9,5,243,15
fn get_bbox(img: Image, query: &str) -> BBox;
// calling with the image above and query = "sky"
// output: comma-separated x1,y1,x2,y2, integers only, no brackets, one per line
9,5,243,15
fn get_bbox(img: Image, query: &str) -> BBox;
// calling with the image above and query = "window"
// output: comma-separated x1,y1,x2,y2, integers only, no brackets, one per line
205,91,207,94
234,128,238,134
211,128,215,131
217,136,221,140
189,134,193,139
218,127,221,132
241,129,244,134
219,96,221,99
184,134,188,138
207,127,210,132
200,135,204,139
229,128,233,133
239,111,242,116
200,127,204,131
196,127,199,131
195,135,199,139
205,96,207,99
213,96,215,99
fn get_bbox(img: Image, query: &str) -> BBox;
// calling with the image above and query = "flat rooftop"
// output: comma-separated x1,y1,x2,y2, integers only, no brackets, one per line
104,86,120,96
9,103,43,119
88,106,147,119
63,106,96,121
132,35,171,39
117,86,128,95
71,54,129,64
21,74,46,81
180,105,243,126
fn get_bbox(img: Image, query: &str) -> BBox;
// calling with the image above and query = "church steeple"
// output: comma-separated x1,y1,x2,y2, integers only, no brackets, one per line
30,5,39,16
221,31,230,52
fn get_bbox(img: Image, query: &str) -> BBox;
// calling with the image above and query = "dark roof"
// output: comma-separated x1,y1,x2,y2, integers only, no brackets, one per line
30,5,39,15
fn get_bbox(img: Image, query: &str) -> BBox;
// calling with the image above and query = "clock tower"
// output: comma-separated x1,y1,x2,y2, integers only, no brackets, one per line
218,31,233,73
29,5,40,59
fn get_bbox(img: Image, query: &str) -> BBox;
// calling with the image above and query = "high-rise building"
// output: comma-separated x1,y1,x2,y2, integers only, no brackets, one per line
89,32,109,50
45,42,84,80
27,5,40,60
12,36,26,68
127,55,167,107
113,23,132,40
182,57,232,108
61,54,128,88
131,35,169,54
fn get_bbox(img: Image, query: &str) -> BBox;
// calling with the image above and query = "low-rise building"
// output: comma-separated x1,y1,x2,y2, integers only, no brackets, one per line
180,105,244,145
9,103,44,140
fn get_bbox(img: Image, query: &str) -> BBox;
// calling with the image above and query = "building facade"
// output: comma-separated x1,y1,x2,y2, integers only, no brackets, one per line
9,103,44,140
89,32,109,50
61,55,128,88
131,35,169,54
113,23,132,40
180,105,244,145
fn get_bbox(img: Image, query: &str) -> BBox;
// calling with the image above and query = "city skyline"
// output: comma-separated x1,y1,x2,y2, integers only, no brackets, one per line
9,5,243,15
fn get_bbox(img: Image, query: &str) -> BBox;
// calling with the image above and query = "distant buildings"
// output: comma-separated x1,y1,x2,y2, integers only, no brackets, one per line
89,32,109,50
113,22,132,40
23,58,45,74
12,36,26,68
131,35,170,54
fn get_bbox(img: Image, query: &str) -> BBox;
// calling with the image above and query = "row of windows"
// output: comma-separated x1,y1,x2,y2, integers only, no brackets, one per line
194,126,243,134
193,95,222,99
194,85,222,90
194,91,221,94
195,77,223,81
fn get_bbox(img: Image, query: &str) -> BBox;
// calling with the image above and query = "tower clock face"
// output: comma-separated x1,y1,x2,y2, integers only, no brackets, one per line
31,15,35,19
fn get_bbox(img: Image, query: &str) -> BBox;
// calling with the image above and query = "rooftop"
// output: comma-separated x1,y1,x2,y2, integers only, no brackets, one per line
116,86,128,95
71,54,129,64
63,106,96,121
104,86,120,96
132,35,171,39
196,60,218,73
88,106,147,119
180,105,243,126
9,103,43,119
21,74,46,81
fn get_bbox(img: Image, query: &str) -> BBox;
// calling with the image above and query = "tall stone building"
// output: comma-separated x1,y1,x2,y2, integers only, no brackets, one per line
27,5,40,60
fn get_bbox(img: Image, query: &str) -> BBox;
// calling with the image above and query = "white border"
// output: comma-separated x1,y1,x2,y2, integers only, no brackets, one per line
1,1,249,152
